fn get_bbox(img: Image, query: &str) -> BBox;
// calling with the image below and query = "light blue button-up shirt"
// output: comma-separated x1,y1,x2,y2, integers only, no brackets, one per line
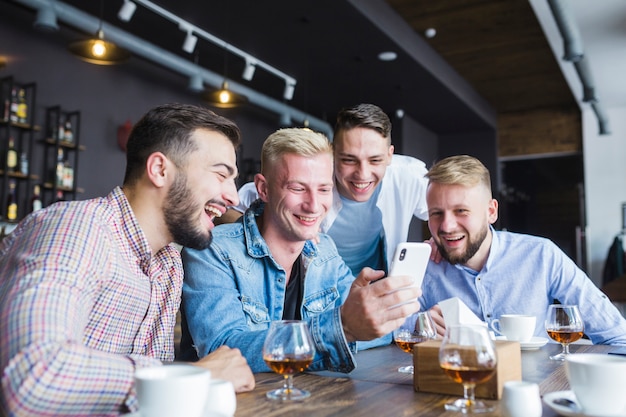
181,201,364,373
419,228,626,345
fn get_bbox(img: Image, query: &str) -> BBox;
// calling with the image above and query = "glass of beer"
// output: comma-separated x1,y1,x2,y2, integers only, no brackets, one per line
545,304,584,361
262,320,315,400
393,311,437,374
439,324,497,413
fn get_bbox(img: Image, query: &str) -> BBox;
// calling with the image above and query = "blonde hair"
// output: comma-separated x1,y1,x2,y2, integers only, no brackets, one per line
426,155,492,192
261,128,332,175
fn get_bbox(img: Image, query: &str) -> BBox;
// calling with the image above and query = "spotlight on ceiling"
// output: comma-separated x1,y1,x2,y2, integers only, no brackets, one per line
182,31,198,54
187,72,204,93
203,81,247,108
242,59,257,81
118,0,137,22
68,29,130,65
283,80,296,101
33,1,59,32
377,51,397,61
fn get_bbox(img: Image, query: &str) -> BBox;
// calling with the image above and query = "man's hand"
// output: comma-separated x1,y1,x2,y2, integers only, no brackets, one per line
194,346,255,392
428,305,446,337
341,267,421,342
426,237,443,263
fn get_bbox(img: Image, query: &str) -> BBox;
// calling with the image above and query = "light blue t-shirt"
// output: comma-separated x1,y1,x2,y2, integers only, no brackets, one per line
327,186,386,276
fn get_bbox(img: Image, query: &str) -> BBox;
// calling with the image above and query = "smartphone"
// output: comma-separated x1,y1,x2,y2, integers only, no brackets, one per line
388,242,432,288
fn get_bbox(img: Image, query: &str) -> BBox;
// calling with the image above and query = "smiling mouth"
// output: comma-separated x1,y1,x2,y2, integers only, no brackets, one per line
295,215,317,222
205,205,223,220
351,181,372,190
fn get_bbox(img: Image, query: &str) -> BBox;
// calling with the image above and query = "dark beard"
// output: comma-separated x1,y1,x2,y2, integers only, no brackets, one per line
163,172,213,250
437,225,488,266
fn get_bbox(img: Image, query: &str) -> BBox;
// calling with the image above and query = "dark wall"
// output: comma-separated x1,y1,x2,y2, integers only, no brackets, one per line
0,2,278,202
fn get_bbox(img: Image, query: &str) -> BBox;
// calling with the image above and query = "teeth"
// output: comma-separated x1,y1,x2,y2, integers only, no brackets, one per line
205,206,222,218
296,215,316,222
444,236,463,241
353,183,369,189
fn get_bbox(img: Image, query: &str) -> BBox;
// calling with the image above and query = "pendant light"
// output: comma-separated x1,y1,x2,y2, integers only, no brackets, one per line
68,0,130,65
203,50,247,108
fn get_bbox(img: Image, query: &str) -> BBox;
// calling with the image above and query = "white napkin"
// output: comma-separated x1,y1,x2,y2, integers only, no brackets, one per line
439,297,485,326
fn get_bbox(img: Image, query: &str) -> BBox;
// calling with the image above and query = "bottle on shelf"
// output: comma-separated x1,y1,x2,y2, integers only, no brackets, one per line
19,152,28,176
16,88,28,124
63,159,74,189
30,184,42,213
55,148,64,187
63,119,73,143
6,137,18,173
3,97,9,121
9,87,19,123
6,180,17,222
57,120,65,141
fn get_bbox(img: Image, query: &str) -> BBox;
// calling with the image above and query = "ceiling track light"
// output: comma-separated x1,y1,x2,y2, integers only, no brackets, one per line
242,59,257,81
187,72,204,92
283,80,296,101
33,0,59,32
118,0,137,22
181,29,198,54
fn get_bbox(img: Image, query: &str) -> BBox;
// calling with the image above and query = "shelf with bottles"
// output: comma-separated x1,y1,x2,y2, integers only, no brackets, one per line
1,76,38,223
40,106,84,206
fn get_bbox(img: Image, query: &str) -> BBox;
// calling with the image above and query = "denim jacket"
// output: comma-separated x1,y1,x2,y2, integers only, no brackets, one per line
180,200,358,373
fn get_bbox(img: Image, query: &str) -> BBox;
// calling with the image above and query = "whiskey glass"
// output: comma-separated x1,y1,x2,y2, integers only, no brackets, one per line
262,320,315,401
545,304,584,361
439,324,497,413
393,311,437,374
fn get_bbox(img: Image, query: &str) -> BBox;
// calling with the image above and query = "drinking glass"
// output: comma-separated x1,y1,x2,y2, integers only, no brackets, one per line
545,304,584,361
439,324,497,414
262,320,315,401
393,311,437,374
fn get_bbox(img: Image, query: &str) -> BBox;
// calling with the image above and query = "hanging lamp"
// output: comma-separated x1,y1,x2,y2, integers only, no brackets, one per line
68,0,130,65
203,81,247,108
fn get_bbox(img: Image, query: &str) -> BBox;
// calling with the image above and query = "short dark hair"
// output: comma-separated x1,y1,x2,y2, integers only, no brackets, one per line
123,103,241,186
333,103,392,144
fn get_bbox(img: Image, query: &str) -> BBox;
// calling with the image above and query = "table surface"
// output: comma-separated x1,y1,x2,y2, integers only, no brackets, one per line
233,341,615,416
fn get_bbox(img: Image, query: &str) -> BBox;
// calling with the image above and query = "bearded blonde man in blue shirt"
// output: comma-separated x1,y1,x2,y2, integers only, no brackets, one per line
420,155,626,344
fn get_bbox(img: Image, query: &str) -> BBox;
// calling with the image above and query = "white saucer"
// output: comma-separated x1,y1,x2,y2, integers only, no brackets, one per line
543,390,626,417
495,336,548,350
520,336,549,350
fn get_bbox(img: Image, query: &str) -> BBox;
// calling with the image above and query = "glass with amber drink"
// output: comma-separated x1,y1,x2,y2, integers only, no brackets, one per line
439,324,497,413
393,311,437,374
545,304,584,361
262,320,315,400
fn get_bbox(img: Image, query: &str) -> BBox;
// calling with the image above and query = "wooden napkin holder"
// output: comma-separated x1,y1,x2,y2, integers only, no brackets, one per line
413,339,521,399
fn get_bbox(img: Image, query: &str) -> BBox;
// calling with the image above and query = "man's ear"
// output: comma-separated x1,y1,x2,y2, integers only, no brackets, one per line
145,152,170,188
488,198,499,225
254,173,270,202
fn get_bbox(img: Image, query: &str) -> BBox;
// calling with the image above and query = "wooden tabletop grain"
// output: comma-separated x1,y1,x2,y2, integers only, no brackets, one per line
233,341,615,416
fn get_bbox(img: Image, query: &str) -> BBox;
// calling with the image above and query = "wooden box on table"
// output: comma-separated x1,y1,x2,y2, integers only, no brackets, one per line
413,339,522,399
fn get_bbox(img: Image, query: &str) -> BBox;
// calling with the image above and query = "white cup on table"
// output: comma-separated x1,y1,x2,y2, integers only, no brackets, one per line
501,380,542,417
134,364,211,417
565,353,626,416
205,379,237,417
489,314,536,342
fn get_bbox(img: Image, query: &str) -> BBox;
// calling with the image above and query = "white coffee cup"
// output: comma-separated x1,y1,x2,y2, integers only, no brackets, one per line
134,364,211,417
490,314,536,342
501,381,542,417
565,353,626,416
205,379,237,417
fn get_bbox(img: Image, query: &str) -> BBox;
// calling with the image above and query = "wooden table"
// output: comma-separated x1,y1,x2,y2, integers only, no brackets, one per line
234,342,614,416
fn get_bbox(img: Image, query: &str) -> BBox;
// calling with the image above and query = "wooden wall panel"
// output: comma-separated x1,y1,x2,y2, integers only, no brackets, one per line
498,109,582,157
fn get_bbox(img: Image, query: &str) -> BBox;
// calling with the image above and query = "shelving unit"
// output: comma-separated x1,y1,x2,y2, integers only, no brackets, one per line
0,76,39,223
40,106,84,206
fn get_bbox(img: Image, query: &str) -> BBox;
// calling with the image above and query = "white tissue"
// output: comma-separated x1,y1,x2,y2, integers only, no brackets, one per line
439,297,486,326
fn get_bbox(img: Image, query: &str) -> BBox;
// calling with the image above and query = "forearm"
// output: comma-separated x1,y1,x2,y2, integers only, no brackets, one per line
2,343,161,416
